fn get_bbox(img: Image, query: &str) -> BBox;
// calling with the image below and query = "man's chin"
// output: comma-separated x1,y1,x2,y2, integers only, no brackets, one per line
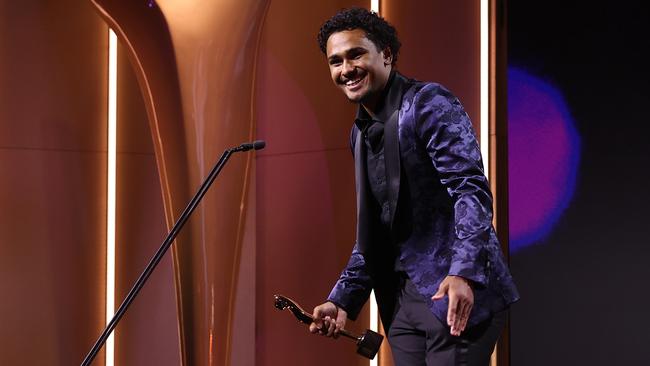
343,91,366,104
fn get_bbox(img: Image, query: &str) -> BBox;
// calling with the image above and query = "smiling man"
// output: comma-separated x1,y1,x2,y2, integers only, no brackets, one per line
308,8,519,366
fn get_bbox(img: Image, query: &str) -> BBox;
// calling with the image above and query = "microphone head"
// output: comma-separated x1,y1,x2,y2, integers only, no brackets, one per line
233,140,267,152
252,140,266,150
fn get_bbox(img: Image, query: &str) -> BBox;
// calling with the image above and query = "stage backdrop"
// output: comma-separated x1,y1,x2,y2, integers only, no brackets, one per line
0,1,179,365
0,1,491,365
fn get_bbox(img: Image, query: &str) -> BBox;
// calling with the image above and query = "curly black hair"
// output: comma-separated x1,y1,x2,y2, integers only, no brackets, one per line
317,8,401,65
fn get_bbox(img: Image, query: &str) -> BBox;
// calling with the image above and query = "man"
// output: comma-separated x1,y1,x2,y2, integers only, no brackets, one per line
308,8,519,366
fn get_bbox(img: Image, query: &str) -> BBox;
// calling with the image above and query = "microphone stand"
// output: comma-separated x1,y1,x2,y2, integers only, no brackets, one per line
81,140,265,366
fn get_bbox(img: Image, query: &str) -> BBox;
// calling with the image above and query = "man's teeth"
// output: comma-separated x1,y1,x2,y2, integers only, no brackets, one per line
345,77,363,86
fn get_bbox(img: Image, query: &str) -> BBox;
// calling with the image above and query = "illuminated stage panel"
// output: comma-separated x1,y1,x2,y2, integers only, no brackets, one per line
508,67,581,251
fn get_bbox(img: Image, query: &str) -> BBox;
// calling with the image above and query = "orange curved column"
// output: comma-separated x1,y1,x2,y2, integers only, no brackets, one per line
89,1,270,365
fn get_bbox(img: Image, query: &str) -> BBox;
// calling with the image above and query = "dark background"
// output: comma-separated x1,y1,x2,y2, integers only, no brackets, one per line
508,1,650,364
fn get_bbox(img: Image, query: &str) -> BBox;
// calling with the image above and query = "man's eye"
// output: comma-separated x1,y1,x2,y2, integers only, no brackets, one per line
330,60,342,66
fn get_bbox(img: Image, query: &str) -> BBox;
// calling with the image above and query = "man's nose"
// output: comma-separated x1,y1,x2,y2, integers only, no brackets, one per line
342,60,356,76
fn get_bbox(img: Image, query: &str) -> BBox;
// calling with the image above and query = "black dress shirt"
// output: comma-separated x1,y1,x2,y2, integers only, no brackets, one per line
353,72,404,271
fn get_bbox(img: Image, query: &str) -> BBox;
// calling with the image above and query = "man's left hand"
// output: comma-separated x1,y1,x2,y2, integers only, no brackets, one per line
431,275,474,336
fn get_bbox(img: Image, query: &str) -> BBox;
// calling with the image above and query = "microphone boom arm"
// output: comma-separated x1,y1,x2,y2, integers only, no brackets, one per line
81,141,264,366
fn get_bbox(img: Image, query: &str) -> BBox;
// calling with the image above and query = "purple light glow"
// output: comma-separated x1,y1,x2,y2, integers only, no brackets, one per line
508,67,581,252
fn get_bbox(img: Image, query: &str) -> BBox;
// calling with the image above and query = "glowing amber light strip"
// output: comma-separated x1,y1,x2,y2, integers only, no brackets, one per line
371,0,379,13
370,5,380,366
106,29,117,366
480,0,490,178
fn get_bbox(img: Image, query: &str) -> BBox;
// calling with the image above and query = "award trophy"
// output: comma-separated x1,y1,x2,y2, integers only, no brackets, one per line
273,294,383,360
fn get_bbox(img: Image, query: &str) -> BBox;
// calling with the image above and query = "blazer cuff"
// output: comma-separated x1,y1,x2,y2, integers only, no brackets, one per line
327,289,367,321
448,257,487,287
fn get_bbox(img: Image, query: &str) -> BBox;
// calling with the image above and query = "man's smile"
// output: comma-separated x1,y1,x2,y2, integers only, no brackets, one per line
341,73,367,91
345,75,365,86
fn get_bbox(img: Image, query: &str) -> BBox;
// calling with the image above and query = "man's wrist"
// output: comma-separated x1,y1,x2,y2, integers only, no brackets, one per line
450,275,474,289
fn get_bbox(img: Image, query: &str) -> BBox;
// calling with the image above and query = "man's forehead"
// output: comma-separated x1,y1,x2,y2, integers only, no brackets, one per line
326,29,374,56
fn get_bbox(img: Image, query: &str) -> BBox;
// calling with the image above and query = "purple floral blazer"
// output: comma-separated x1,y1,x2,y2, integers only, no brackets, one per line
327,73,519,328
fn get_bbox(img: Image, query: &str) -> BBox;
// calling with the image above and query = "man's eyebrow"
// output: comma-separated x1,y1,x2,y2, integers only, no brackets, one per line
344,47,367,56
328,47,367,61
328,54,341,62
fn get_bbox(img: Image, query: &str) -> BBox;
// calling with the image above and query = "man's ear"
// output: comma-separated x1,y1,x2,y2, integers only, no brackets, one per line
382,47,393,66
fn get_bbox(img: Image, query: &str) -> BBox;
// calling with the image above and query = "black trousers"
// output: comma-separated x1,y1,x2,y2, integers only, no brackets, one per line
387,278,506,366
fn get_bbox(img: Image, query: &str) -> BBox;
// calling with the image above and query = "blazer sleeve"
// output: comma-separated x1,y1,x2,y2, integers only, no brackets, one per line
326,241,372,320
414,83,493,286
326,125,372,320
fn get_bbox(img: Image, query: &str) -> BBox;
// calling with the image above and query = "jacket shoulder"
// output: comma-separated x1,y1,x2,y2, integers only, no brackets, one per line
408,81,457,104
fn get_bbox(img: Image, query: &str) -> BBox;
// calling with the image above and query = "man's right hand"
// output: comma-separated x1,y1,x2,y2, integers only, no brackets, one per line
309,301,348,338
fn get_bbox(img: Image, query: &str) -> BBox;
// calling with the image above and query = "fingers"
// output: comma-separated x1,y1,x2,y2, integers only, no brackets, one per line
447,293,459,330
309,307,325,334
310,302,342,338
449,293,473,336
457,300,472,334
451,300,463,336
333,308,348,339
312,305,327,321
451,298,473,336
309,320,322,334
311,317,336,337
324,316,336,337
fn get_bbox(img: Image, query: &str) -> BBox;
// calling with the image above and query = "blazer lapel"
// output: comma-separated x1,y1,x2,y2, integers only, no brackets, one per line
354,128,371,252
384,108,400,230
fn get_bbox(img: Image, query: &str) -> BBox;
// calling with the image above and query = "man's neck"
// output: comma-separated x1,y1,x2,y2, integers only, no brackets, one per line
361,103,378,119
360,70,396,118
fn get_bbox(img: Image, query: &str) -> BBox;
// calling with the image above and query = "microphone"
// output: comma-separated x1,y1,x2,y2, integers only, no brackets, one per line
232,140,266,152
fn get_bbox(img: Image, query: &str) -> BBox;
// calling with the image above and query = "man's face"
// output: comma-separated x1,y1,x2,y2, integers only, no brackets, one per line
325,29,392,109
